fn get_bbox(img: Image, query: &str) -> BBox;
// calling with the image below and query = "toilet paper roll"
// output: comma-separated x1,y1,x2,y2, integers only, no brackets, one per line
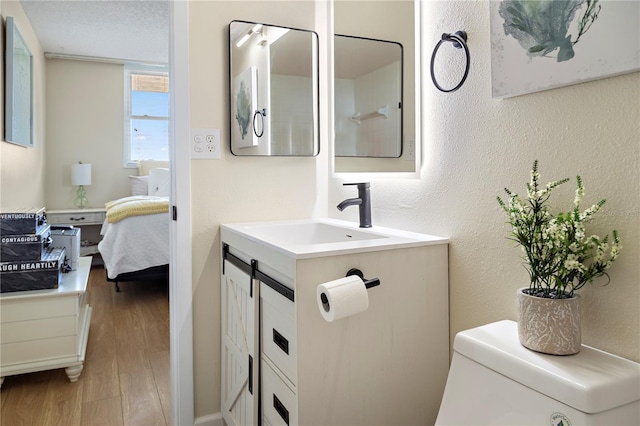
317,275,369,322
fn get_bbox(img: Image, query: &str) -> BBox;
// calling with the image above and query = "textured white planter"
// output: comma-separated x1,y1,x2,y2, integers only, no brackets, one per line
517,287,582,355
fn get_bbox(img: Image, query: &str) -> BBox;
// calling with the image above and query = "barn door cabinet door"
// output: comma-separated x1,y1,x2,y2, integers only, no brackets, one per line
220,261,259,426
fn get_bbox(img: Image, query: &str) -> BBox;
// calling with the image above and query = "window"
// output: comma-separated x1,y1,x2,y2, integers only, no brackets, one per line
124,66,169,167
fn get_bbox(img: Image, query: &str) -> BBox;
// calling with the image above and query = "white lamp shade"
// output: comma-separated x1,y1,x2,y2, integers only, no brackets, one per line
71,163,92,186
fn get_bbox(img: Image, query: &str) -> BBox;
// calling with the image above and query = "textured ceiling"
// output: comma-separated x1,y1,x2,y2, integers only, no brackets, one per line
21,0,169,64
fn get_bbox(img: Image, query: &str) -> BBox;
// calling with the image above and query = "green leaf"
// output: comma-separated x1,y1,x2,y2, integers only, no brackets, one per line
529,45,546,53
506,6,524,20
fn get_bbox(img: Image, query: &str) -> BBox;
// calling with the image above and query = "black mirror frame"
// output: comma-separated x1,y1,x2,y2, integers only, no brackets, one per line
228,20,320,157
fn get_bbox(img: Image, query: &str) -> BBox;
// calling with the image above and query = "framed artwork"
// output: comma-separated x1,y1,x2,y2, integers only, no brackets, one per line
4,16,33,147
232,66,259,148
490,0,640,99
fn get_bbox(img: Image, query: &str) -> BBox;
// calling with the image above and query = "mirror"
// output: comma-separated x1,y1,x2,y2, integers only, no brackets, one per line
4,16,34,148
229,20,319,156
334,35,402,158
333,0,419,174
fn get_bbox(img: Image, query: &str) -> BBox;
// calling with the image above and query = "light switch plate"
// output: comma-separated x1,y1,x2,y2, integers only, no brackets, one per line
190,128,221,159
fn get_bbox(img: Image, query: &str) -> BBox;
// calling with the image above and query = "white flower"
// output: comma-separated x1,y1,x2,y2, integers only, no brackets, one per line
564,259,585,272
610,241,621,261
498,161,621,296
595,240,607,262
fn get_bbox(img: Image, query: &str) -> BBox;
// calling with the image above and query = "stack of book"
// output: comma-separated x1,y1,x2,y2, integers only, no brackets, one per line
0,208,66,293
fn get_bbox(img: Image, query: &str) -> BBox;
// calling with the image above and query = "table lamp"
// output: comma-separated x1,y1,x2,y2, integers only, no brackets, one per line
71,162,91,208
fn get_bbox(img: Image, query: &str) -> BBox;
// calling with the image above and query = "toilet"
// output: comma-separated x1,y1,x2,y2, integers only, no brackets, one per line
436,320,640,425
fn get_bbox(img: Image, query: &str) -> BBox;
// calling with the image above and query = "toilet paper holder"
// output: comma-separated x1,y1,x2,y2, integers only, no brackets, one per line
346,268,380,289
318,268,380,321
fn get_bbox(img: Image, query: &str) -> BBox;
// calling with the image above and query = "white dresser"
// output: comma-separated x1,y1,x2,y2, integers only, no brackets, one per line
0,257,92,386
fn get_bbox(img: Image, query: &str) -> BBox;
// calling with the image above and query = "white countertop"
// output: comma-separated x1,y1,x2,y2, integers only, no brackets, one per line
221,218,448,259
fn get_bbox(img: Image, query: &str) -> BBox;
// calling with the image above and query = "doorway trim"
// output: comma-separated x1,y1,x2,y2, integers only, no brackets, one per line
169,1,194,425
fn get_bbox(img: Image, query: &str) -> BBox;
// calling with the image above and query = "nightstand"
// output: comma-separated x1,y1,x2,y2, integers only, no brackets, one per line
47,208,106,257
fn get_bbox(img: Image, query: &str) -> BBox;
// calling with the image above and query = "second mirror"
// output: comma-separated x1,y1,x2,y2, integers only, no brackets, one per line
334,35,403,158
229,20,319,156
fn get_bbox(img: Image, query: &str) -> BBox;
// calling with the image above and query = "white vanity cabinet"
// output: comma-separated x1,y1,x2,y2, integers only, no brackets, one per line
221,220,449,425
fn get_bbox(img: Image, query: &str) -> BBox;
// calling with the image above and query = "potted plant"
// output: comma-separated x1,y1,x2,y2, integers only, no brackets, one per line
497,160,621,355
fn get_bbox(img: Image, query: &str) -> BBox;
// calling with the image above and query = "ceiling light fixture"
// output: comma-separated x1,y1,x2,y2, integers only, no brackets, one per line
235,33,251,48
235,24,264,48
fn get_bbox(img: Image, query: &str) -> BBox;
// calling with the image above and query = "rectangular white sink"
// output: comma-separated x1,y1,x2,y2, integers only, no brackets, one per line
221,218,448,258
245,221,388,245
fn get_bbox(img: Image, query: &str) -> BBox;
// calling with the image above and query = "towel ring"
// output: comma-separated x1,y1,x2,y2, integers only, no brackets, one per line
430,31,470,93
252,108,266,138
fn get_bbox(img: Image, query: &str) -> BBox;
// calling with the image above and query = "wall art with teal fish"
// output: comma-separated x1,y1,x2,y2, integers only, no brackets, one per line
490,0,639,98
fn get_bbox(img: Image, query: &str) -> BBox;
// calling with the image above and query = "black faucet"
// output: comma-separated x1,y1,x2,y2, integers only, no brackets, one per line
337,182,372,228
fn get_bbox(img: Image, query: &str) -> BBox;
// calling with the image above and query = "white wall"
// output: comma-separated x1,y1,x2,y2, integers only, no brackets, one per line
334,78,357,156
335,64,401,157
271,74,315,155
330,1,639,363
45,59,132,209
0,1,46,211
0,7,147,213
353,61,401,157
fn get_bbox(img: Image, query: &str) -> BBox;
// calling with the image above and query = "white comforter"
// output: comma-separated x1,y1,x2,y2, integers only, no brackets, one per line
98,210,170,279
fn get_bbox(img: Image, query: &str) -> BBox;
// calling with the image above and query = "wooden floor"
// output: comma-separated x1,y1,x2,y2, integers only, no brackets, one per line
0,265,171,426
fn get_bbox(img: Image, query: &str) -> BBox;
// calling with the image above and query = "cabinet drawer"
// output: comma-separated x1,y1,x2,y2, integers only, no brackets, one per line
261,283,297,385
1,316,77,343
48,211,105,225
263,358,298,426
1,296,78,322
1,335,77,365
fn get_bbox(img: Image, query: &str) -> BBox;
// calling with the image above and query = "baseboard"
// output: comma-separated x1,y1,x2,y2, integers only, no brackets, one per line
194,412,223,426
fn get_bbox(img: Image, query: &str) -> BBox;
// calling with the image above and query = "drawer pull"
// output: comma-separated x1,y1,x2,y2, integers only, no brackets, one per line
273,328,289,355
69,217,85,221
273,394,290,425
248,355,253,394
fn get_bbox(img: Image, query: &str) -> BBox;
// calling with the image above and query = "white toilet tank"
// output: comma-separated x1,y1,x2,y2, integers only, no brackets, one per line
436,320,640,426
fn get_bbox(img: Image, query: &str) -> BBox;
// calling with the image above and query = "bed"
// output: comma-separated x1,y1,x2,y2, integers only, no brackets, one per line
98,162,170,291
